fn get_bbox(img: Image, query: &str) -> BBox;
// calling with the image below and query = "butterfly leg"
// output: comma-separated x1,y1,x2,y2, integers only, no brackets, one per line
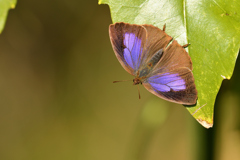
182,43,190,48
163,24,166,31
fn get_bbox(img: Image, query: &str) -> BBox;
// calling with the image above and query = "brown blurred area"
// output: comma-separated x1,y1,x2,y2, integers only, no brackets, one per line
0,1,239,160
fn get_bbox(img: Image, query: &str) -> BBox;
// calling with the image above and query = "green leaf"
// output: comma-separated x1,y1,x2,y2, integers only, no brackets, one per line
99,0,240,128
0,0,17,33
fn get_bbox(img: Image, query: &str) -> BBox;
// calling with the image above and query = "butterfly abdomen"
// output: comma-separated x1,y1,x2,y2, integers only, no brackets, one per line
149,48,164,66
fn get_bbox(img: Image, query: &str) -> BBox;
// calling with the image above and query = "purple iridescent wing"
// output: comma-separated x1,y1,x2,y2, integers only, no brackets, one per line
143,68,197,105
143,40,197,105
109,22,172,75
109,23,146,75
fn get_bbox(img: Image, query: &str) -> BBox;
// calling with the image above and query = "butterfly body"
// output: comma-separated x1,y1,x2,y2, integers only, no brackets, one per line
133,48,164,85
109,22,197,105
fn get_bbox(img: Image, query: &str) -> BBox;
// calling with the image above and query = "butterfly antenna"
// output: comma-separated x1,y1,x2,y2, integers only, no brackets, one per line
113,79,132,83
182,43,191,48
137,85,141,99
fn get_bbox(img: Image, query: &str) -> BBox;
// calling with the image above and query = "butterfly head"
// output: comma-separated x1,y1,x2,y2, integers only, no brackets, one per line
133,77,142,85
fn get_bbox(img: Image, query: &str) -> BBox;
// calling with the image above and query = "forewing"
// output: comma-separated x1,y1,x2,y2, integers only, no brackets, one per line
109,22,147,75
143,68,197,105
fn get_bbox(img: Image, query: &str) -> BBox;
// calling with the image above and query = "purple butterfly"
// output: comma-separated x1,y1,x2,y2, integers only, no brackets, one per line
109,22,197,105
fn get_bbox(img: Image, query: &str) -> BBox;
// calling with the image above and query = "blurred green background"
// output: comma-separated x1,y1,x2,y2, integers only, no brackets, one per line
0,1,239,160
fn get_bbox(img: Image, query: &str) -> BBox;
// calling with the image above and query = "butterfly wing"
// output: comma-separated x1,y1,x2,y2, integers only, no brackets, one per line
143,68,197,105
140,24,173,67
109,22,172,75
151,40,193,75
142,40,197,105
109,23,146,75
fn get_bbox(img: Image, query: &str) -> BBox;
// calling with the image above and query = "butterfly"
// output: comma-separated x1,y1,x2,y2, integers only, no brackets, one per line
109,22,197,105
